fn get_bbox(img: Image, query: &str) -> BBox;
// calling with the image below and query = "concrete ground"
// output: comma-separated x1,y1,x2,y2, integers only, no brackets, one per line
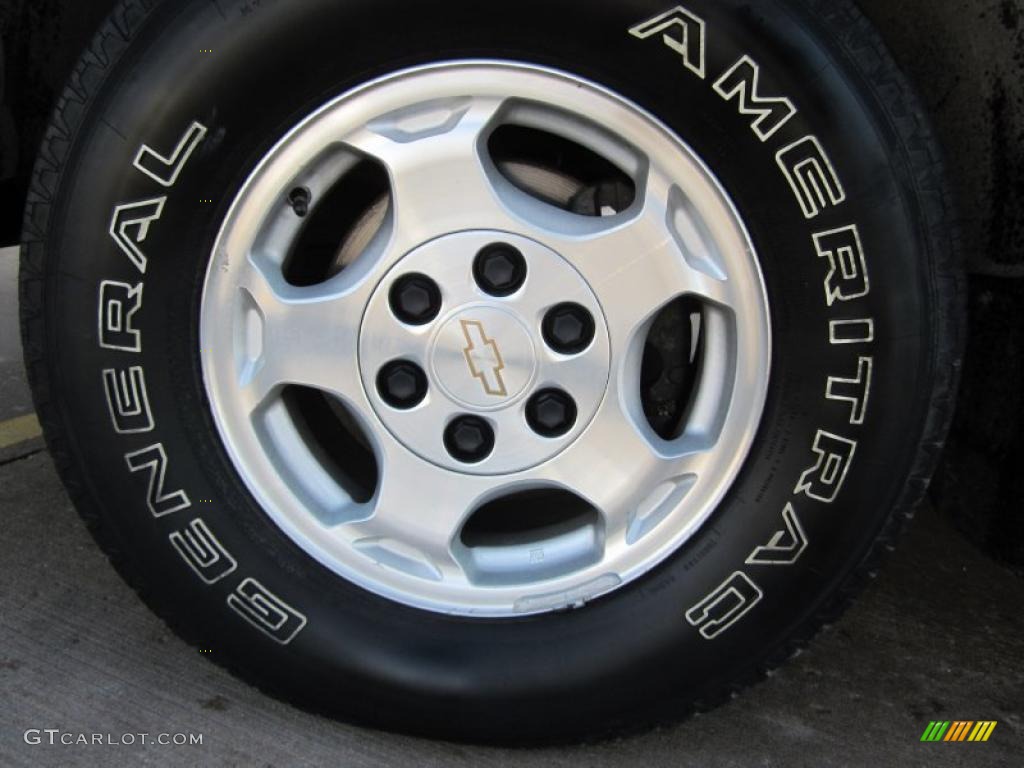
1,243,1022,766
0,246,41,463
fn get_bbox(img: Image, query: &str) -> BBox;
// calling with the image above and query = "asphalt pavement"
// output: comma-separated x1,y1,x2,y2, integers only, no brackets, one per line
1,244,1021,766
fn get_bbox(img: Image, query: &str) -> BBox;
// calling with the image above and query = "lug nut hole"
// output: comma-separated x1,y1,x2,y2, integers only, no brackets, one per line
377,360,428,409
389,274,442,325
542,303,595,355
526,388,578,438
473,243,527,297
444,416,496,463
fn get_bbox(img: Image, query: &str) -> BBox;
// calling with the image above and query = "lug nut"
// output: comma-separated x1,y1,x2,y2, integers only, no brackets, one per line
526,389,577,438
377,360,428,409
542,303,595,355
444,416,495,463
390,274,441,325
473,243,527,297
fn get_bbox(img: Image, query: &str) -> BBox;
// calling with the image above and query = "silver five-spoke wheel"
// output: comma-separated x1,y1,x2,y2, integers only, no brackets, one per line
201,62,770,616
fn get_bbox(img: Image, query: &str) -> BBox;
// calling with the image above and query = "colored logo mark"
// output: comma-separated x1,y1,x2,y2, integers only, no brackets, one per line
460,319,507,397
920,721,997,742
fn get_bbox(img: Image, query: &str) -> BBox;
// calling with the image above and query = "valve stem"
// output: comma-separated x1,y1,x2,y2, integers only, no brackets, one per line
288,187,311,217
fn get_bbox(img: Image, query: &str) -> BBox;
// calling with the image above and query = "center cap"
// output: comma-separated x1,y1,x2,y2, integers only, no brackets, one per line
432,306,537,409
359,230,611,475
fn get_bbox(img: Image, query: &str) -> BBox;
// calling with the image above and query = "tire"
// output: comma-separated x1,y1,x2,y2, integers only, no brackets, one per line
21,0,962,743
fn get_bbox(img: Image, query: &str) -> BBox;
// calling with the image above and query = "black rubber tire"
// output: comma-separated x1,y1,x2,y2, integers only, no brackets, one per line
21,0,963,743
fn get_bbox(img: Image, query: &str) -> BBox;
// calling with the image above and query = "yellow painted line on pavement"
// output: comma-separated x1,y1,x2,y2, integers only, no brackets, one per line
0,413,42,450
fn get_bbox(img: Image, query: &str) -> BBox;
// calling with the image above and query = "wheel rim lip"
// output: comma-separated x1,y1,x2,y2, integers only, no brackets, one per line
199,60,771,617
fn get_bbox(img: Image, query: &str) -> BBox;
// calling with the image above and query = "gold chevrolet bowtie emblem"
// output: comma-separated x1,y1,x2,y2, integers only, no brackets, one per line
460,319,507,397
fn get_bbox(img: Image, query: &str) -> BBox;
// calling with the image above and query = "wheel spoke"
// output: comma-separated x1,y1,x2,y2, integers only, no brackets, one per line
346,96,516,248
546,387,711,547
234,257,372,414
339,441,489,584
556,170,736,346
